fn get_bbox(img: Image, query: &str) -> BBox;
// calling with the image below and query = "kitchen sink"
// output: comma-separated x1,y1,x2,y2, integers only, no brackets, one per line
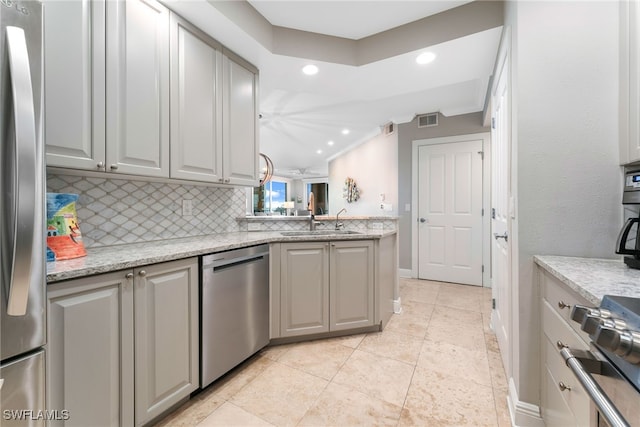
280,230,362,236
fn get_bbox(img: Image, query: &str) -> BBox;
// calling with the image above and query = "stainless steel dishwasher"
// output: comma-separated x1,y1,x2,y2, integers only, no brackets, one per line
201,244,270,388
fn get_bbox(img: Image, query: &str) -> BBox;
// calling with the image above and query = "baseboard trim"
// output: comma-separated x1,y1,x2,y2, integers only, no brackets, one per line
399,268,412,278
508,378,544,426
393,298,402,314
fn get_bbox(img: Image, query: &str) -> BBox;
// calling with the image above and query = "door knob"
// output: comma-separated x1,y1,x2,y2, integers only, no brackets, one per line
493,232,508,242
419,218,427,223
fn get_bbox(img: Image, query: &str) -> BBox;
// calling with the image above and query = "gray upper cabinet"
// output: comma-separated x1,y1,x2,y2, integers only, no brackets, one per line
44,0,106,171
169,14,223,183
47,271,135,427
222,51,260,186
106,0,170,177
622,0,640,164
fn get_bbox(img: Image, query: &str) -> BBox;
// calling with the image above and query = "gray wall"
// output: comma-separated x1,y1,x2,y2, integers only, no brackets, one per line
508,0,622,412
397,112,490,270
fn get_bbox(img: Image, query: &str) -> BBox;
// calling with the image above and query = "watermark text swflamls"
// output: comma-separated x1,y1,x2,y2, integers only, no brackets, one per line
3,410,70,421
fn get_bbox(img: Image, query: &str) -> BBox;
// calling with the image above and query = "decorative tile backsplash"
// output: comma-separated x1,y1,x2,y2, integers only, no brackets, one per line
236,218,398,232
47,174,246,248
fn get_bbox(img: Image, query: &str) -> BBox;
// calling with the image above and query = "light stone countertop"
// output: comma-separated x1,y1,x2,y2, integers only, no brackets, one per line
46,230,396,283
241,215,399,221
534,255,640,305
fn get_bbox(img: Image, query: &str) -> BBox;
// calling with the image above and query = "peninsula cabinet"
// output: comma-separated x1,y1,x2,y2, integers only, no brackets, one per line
46,258,199,427
621,0,640,164
271,240,375,338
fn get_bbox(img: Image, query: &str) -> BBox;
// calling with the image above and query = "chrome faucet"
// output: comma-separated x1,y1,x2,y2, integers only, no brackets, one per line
335,208,347,230
309,214,316,231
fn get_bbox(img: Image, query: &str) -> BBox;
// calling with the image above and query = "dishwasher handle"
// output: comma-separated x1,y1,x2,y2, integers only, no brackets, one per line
205,251,269,270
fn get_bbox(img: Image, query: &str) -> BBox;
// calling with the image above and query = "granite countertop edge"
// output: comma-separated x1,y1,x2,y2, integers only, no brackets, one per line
241,215,400,221
47,230,397,283
534,255,640,305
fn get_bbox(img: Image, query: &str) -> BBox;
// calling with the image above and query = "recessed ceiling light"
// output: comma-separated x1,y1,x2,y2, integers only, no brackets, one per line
302,64,319,75
316,149,323,154
416,52,436,65
341,129,350,135
327,140,334,146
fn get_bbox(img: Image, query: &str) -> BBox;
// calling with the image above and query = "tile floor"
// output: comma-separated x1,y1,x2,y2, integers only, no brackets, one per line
155,278,512,427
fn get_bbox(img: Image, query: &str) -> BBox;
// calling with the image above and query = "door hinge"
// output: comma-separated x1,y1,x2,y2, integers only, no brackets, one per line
478,151,484,160
491,117,496,129
482,265,485,273
481,208,484,216
492,298,496,309
491,208,496,219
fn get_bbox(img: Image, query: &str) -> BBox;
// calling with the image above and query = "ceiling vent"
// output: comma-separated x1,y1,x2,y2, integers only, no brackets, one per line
383,122,395,136
417,113,439,128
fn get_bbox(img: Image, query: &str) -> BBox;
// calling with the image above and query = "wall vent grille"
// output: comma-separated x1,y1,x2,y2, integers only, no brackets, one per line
418,113,438,128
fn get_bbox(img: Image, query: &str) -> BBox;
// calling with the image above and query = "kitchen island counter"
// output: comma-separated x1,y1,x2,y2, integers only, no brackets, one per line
534,255,640,305
47,230,396,283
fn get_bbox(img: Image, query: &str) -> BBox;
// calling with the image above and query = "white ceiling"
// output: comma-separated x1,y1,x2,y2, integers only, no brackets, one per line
167,1,502,178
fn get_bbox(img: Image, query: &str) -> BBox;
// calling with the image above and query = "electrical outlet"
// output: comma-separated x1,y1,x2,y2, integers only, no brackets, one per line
182,199,193,217
382,203,392,212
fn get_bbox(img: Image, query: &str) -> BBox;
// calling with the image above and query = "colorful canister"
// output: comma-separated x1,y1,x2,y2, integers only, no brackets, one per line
46,193,86,261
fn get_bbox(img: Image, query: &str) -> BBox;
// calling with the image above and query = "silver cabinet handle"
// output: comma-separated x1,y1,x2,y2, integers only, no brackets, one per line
558,301,571,310
110,164,118,171
493,232,508,242
97,161,105,170
125,272,133,279
138,270,147,277
224,178,230,183
5,26,38,316
419,218,427,223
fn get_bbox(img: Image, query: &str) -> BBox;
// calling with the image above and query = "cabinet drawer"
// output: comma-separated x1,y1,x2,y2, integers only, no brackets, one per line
542,365,578,427
541,269,592,342
542,301,590,426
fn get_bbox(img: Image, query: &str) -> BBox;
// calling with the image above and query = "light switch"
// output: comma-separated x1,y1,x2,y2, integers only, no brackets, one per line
405,203,411,212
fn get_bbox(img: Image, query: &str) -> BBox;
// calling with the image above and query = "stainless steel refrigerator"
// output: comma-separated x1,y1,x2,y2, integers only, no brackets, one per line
0,1,46,426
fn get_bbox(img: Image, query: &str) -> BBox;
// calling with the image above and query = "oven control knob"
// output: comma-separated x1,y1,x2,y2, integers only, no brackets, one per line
594,326,622,353
594,326,640,363
581,314,604,335
570,305,592,323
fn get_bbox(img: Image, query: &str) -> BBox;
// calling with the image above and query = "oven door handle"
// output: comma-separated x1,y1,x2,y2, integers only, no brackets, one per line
560,347,630,427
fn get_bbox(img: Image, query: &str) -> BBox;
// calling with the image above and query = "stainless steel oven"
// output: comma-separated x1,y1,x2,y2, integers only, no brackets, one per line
564,296,640,427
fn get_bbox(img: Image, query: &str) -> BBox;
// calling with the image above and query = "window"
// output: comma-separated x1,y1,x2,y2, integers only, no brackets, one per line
306,182,328,215
254,181,288,215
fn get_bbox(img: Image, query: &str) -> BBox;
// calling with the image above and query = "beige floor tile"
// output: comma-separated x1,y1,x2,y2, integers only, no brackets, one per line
277,339,353,380
229,362,328,427
494,391,512,427
383,311,430,339
197,402,274,426
155,392,225,427
426,318,487,352
259,343,294,361
418,339,492,388
332,349,415,407
397,300,435,318
435,286,482,312
485,331,501,355
325,333,365,349
400,281,440,304
203,354,274,401
488,350,509,391
400,366,498,427
429,305,483,325
358,330,423,365
298,382,402,427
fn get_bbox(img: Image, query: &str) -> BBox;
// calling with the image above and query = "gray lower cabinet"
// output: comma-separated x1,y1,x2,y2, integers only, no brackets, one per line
275,240,374,338
46,258,198,427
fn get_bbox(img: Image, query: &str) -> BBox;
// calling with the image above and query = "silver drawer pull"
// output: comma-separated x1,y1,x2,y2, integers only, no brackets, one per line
558,301,571,310
558,381,571,391
557,340,568,350
560,346,630,427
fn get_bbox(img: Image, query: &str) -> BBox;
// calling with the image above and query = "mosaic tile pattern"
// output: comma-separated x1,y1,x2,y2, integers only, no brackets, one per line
47,174,246,248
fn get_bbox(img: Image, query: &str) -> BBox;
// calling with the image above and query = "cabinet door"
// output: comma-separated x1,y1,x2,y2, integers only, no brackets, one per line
44,0,106,171
169,14,223,183
106,0,169,177
628,1,640,163
134,258,198,426
280,242,329,337
47,271,134,427
330,240,375,331
222,51,259,186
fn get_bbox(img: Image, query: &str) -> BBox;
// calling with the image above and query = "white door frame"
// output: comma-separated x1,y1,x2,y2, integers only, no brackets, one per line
411,133,491,285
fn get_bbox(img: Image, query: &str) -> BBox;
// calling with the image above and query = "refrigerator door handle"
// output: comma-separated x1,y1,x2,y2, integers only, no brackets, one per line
5,26,37,316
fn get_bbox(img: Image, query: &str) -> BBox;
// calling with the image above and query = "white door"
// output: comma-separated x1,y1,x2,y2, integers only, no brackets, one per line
417,139,483,286
491,45,512,378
